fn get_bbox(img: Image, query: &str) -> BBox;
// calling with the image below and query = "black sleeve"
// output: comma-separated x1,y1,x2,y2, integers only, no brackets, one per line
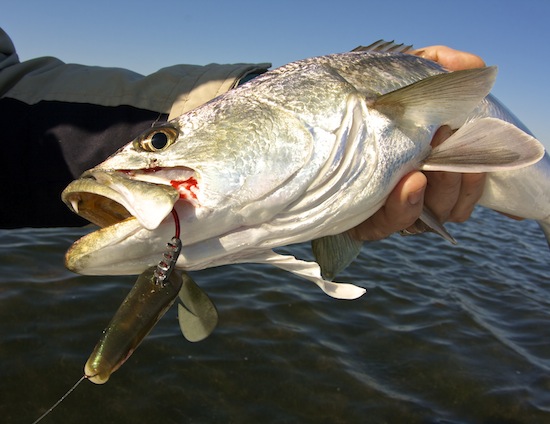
0,98,167,228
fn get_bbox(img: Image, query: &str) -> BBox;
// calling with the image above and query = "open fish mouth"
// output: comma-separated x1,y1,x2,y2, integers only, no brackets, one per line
61,168,197,231
61,168,196,275
62,177,135,229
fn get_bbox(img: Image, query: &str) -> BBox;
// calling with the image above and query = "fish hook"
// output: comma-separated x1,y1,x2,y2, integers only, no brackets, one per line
153,209,182,286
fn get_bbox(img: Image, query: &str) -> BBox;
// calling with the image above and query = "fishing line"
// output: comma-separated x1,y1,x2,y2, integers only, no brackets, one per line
31,375,87,424
171,208,181,239
150,112,166,128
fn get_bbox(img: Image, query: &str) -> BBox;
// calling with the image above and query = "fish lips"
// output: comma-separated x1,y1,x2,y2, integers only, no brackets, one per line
62,170,180,230
61,170,180,274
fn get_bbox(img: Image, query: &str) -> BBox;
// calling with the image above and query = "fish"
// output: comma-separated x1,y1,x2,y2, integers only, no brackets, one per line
61,41,549,301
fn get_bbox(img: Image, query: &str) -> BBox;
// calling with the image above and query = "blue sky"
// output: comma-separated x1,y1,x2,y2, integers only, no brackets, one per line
2,0,549,147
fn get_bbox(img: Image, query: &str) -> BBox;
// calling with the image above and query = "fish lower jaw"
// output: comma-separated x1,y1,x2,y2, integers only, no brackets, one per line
64,212,179,276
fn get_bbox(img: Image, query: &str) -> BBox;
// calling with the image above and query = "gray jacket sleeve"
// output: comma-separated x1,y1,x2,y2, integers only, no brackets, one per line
0,27,270,228
0,28,270,117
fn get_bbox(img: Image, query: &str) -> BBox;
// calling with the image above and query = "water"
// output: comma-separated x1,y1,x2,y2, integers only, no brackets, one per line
0,208,549,423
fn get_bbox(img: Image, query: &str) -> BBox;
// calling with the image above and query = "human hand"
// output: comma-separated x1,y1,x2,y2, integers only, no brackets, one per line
349,46,487,241
411,45,485,71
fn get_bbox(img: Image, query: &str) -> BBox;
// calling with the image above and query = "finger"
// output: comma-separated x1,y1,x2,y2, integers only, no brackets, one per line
349,172,427,241
424,125,461,222
499,212,525,221
447,173,486,222
411,45,486,71
424,171,462,222
431,125,453,148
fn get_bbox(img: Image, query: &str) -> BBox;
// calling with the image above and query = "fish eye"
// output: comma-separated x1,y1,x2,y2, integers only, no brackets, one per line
134,126,179,152
151,132,168,150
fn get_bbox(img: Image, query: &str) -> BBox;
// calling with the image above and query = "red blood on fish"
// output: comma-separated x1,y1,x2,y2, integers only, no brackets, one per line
170,177,198,200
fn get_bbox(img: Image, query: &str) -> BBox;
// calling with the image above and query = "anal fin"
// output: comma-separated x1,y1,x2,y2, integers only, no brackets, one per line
400,207,457,244
538,220,550,250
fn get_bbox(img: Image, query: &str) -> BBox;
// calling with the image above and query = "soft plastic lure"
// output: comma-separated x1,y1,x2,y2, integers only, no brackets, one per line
84,237,183,384
32,211,184,423
32,209,220,423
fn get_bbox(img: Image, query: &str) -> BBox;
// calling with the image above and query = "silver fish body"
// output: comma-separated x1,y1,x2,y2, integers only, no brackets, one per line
62,50,549,299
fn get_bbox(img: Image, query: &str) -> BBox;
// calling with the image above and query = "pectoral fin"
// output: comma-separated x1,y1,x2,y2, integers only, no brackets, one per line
177,273,219,342
421,118,545,173
371,67,497,135
312,232,363,280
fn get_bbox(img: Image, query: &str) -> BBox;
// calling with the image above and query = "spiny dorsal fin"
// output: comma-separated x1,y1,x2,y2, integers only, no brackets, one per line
351,40,413,54
421,117,545,173
370,66,497,135
311,233,363,281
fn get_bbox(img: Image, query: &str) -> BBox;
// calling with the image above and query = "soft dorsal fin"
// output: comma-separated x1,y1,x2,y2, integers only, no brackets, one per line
421,117,545,173
370,66,497,135
351,40,413,54
311,232,363,280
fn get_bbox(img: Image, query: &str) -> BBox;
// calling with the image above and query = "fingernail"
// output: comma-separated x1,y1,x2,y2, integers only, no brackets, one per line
408,187,424,206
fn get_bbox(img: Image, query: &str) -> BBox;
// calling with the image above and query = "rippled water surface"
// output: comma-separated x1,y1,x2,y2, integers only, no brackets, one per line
1,208,549,423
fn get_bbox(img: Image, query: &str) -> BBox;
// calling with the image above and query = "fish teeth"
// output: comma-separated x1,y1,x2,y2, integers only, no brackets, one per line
71,198,79,214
